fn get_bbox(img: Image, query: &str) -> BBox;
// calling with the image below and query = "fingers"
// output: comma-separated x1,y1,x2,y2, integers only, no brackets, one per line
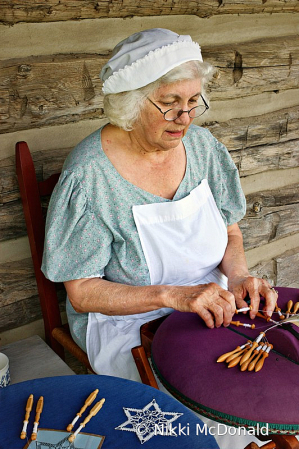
236,276,277,319
184,277,278,329
260,285,278,317
232,288,249,311
199,308,216,329
195,284,235,328
211,300,233,328
246,277,262,319
217,290,236,327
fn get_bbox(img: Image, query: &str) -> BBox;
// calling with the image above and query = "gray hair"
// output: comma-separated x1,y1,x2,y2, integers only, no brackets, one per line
103,60,215,131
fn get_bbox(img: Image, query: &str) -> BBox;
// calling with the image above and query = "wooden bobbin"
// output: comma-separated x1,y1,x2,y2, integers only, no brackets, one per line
255,344,273,372
240,346,262,372
66,389,99,432
230,321,255,330
226,347,249,364
239,341,258,365
256,311,278,324
227,353,246,368
68,398,105,443
248,344,267,372
31,396,44,441
235,305,252,314
291,302,299,315
286,300,293,319
217,346,242,363
256,312,270,322
240,333,265,365
20,394,33,439
275,305,285,320
217,341,251,363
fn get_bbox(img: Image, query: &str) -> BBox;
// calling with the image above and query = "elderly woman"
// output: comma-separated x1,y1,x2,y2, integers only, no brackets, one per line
42,28,277,381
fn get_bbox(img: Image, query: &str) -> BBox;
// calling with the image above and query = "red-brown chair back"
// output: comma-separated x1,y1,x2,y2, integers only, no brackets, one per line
16,141,64,358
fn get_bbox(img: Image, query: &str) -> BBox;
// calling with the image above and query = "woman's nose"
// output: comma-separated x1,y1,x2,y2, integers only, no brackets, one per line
174,110,192,125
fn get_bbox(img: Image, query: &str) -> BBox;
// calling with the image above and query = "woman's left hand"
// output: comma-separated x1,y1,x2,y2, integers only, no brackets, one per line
228,275,278,319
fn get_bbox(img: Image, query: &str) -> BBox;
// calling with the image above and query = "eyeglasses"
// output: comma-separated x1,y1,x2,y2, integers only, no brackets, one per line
147,94,209,121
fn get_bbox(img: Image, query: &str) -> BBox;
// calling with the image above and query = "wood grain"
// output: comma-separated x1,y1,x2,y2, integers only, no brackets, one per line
250,247,299,288
235,139,299,177
204,106,299,151
240,184,299,251
276,249,299,288
0,35,298,133
0,258,66,332
1,0,298,24
0,54,105,134
204,35,299,100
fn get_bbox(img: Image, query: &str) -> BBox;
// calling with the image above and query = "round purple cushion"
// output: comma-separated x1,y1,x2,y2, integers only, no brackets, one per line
151,287,299,433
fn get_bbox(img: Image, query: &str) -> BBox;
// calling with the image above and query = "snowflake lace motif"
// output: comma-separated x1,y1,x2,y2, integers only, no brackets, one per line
115,398,183,444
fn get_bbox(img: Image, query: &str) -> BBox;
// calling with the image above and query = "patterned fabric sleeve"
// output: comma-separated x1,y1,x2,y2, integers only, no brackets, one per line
41,169,113,282
215,138,246,226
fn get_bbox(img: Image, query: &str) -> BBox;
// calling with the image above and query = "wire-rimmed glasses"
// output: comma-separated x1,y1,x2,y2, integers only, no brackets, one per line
147,95,209,121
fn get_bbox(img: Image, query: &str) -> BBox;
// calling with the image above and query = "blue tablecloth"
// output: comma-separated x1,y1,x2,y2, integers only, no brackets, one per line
0,375,219,449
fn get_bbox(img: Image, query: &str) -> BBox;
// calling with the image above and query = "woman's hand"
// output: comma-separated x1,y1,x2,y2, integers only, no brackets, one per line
228,275,277,319
218,223,277,320
170,282,236,329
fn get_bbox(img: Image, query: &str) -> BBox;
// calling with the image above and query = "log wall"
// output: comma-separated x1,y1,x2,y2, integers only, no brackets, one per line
0,2,298,343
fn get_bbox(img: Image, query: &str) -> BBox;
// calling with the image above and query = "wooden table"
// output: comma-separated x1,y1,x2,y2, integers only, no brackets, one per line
1,335,74,383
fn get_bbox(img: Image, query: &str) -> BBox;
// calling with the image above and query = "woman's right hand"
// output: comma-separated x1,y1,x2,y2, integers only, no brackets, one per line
169,282,236,329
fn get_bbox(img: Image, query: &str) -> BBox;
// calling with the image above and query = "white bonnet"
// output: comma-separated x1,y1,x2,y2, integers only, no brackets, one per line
100,28,203,94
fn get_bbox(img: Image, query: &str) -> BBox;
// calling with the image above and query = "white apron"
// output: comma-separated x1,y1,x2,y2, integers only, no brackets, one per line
86,179,228,381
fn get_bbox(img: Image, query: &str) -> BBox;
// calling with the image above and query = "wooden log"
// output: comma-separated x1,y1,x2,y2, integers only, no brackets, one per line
248,259,276,287
0,296,42,333
0,201,26,242
0,257,66,332
204,106,299,151
204,35,299,99
0,35,298,133
250,247,299,288
0,53,106,134
236,139,299,177
276,249,299,288
204,37,299,69
208,65,299,101
0,147,71,205
0,258,37,307
239,184,299,251
1,0,299,25
0,147,71,241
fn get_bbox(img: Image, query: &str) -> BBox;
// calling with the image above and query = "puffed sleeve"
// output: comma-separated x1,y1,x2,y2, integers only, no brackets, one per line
41,170,113,282
215,140,246,226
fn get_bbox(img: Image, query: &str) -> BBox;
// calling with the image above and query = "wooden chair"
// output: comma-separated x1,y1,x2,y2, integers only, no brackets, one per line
16,141,93,372
131,315,169,389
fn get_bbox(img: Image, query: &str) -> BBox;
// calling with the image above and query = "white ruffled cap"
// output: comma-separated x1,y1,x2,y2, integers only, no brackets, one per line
100,28,203,94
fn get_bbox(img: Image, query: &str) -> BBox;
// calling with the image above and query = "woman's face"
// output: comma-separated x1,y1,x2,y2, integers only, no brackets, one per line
132,78,202,152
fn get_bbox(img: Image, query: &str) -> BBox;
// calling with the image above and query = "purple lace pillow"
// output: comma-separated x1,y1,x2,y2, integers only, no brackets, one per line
151,287,299,433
